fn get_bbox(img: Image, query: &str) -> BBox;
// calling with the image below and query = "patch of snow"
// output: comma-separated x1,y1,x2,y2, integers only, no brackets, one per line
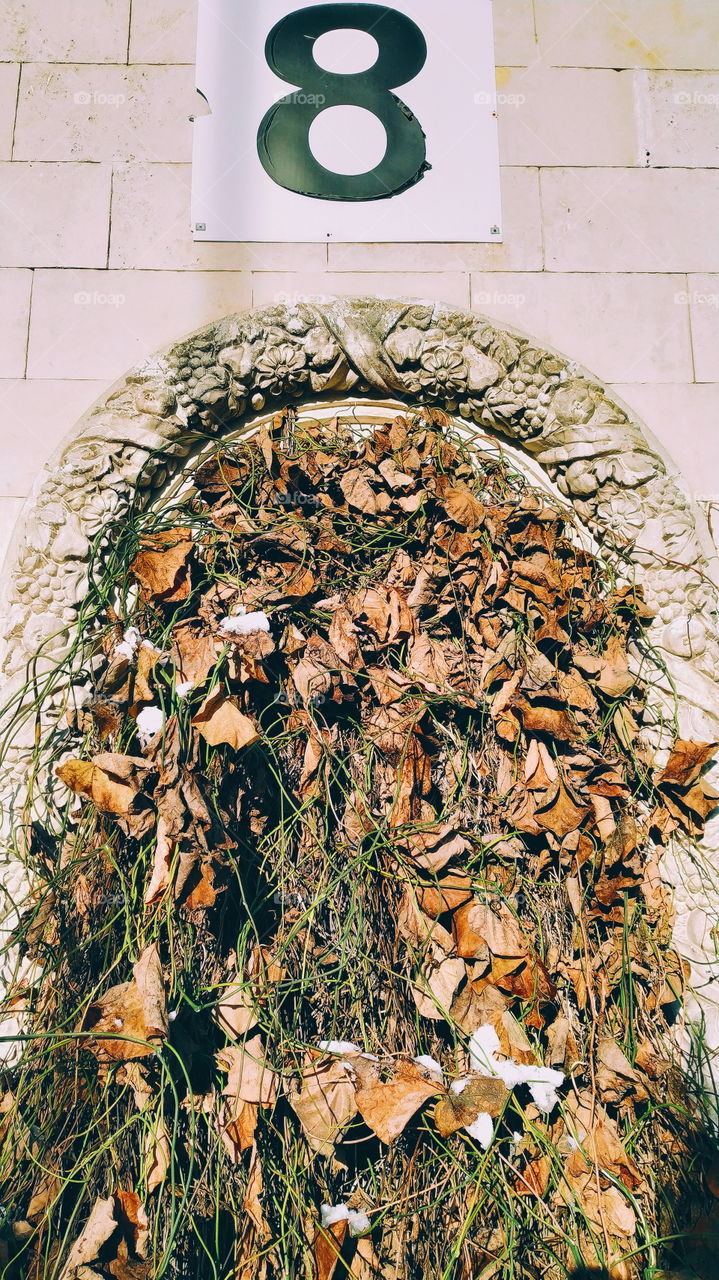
320,1204,349,1228
464,1112,494,1150
136,705,166,745
347,1210,371,1237
524,1070,565,1114
219,610,270,636
114,627,141,659
414,1054,443,1080
318,1040,361,1055
175,681,194,699
450,1078,471,1096
319,1205,371,1237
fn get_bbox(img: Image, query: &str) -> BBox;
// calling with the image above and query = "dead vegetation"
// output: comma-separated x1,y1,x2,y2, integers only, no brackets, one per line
1,410,717,1280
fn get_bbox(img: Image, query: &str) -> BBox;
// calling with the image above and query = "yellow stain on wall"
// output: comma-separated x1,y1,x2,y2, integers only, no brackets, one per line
608,0,702,70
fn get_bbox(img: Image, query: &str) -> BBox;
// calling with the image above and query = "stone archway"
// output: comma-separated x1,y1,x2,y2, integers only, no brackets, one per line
1,295,718,1058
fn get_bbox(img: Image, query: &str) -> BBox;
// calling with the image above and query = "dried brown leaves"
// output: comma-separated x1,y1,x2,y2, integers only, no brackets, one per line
30,412,718,1280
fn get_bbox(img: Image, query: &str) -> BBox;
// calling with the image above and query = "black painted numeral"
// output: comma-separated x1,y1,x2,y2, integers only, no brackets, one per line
257,3,429,201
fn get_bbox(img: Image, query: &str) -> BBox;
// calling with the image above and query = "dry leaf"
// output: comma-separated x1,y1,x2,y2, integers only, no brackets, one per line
564,1091,646,1194
170,620,219,685
440,484,486,531
82,944,168,1061
289,1055,358,1155
129,643,164,713
130,527,193,603
515,1151,551,1198
515,698,578,743
192,690,259,750
340,468,392,515
417,871,472,918
222,1098,259,1161
534,777,591,838
144,1116,171,1194
26,1172,62,1222
59,1192,149,1280
218,1034,279,1106
352,586,414,646
243,1149,272,1244
434,1077,509,1137
313,1219,348,1280
658,739,717,787
355,1060,442,1143
59,1196,118,1279
215,947,284,1040
412,946,466,1020
573,649,635,699
144,813,176,906
56,754,155,837
453,899,531,963
401,824,471,873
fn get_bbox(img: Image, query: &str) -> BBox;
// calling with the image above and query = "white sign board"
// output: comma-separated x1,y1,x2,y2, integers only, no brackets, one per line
191,0,502,242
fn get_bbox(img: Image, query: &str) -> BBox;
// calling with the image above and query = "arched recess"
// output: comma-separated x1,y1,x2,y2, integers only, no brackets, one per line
1,295,718,1058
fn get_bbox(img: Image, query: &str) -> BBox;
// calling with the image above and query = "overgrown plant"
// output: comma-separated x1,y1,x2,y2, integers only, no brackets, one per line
0,410,717,1280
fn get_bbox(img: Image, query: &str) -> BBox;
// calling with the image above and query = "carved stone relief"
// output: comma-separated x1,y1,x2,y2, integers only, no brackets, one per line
1,297,717,1060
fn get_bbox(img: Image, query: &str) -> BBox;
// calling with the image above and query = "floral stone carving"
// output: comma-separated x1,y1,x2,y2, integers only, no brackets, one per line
1,296,718,1061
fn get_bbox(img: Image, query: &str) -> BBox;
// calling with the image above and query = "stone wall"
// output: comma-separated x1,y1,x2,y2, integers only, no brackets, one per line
1,0,718,568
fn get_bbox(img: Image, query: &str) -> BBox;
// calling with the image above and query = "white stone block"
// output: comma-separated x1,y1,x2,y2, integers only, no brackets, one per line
611,382,719,500
14,64,194,164
492,0,537,66
643,71,719,168
687,275,719,384
535,1,719,71
541,168,719,273
0,379,108,498
0,270,32,378
0,1,130,63
497,67,637,166
469,271,693,384
129,0,198,64
26,269,252,381
0,66,19,161
0,162,111,268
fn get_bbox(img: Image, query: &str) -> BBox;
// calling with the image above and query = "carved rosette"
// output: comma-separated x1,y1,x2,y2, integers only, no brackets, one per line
1,296,718,1054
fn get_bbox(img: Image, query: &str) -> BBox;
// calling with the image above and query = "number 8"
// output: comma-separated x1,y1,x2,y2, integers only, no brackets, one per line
257,3,430,202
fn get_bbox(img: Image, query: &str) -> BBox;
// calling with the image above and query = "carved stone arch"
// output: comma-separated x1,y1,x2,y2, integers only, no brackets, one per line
1,295,718,1056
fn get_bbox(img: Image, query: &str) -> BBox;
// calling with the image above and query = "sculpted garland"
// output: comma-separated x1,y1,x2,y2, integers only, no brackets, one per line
1,296,718,1059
